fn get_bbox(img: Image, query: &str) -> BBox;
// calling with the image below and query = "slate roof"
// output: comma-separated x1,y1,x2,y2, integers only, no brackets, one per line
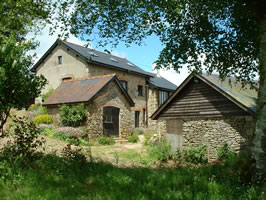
151,73,257,120
43,74,134,106
31,39,176,91
201,74,257,112
147,72,177,91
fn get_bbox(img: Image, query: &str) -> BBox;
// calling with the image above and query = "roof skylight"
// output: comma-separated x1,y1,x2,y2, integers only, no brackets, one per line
127,62,134,67
110,57,118,63
88,51,98,57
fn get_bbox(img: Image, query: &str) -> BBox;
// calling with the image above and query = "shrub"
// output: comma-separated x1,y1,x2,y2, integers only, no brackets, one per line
0,117,45,163
28,103,48,121
132,128,144,135
41,88,54,102
182,145,207,164
97,136,115,145
148,140,171,161
59,104,87,127
33,114,53,125
216,143,236,162
144,134,153,146
127,134,139,143
62,145,87,165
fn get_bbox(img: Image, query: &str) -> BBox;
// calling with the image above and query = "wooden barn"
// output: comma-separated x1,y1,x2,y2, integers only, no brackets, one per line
151,73,257,161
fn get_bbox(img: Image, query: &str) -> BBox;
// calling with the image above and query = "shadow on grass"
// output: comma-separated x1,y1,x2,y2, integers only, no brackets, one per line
0,153,264,200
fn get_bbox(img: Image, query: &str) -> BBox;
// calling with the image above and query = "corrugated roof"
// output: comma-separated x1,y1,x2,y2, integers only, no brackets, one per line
60,40,152,77
200,74,257,112
147,72,177,91
43,74,134,106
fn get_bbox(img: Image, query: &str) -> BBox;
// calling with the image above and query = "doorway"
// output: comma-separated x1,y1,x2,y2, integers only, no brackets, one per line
103,107,120,136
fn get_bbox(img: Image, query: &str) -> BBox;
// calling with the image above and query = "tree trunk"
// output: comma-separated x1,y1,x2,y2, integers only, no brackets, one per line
252,14,266,179
0,110,10,137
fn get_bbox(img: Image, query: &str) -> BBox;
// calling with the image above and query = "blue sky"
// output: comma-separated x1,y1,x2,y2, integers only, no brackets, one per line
32,26,190,86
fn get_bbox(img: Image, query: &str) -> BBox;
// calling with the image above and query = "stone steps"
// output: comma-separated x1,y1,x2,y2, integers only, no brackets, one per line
114,138,128,144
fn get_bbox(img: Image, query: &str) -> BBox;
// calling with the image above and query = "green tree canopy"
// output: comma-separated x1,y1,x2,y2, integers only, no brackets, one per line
0,0,53,135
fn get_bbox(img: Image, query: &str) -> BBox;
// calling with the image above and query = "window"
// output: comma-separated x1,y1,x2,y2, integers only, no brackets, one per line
137,85,143,96
120,80,128,91
103,109,113,123
135,111,140,128
143,109,146,125
58,56,62,64
160,90,169,105
62,77,73,82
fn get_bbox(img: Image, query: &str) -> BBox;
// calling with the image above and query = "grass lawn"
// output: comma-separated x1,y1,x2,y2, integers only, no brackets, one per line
0,151,265,200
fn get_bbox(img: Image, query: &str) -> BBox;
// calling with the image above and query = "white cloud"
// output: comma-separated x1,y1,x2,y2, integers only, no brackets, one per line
111,50,127,59
151,63,190,86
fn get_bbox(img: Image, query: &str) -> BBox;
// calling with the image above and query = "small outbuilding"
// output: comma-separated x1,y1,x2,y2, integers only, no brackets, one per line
43,74,135,138
151,73,257,161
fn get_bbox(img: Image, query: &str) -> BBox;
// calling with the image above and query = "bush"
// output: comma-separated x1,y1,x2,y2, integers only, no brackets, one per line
144,134,153,146
127,134,139,143
0,117,45,163
33,114,53,125
62,145,87,165
183,145,207,164
97,136,115,145
41,88,54,102
28,103,47,121
132,128,144,135
148,140,171,161
59,104,87,127
216,143,236,162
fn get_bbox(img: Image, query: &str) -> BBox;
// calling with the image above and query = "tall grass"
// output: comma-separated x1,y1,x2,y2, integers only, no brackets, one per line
0,153,264,200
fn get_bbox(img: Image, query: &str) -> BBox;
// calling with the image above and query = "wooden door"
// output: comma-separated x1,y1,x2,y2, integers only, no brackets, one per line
103,107,119,137
166,120,184,152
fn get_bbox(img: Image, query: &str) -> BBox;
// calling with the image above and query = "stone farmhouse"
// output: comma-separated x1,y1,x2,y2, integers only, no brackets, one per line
151,73,257,161
31,39,177,138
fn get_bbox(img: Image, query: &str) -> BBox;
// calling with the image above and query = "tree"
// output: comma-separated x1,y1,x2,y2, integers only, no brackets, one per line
0,0,53,135
55,0,266,175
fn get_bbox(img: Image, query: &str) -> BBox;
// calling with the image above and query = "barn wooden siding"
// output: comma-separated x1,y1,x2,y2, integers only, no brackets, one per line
158,77,249,119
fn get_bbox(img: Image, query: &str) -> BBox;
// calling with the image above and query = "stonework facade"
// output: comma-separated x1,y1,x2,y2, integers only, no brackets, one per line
182,116,254,161
147,87,166,134
47,81,133,138
36,42,173,136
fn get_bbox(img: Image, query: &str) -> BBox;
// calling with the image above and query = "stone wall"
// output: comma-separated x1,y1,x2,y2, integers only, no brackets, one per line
88,81,133,138
88,64,147,128
47,81,133,138
181,116,254,161
147,87,166,134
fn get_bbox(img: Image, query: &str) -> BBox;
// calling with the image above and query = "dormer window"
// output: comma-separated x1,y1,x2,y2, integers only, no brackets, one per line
58,56,62,64
61,74,73,82
62,77,73,82
120,80,128,91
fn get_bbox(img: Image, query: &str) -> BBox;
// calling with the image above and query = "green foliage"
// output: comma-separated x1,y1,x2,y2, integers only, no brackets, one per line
56,1,260,85
144,134,153,146
59,104,87,127
127,134,139,143
97,136,115,145
33,114,53,125
61,145,87,165
132,128,144,135
148,140,171,161
41,88,54,102
183,145,208,164
0,36,47,135
0,117,45,163
216,143,236,162
0,146,265,199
